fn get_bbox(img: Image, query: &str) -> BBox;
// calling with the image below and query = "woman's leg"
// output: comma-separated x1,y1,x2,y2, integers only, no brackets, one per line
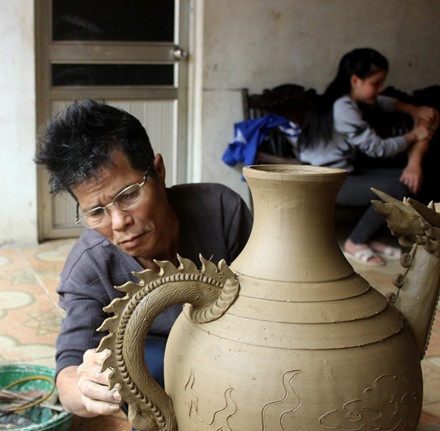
337,168,408,243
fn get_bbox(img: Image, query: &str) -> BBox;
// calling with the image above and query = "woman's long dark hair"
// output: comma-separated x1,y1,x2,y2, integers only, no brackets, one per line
298,48,389,149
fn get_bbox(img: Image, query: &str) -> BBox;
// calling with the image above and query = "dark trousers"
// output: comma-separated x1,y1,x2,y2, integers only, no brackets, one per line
336,168,408,244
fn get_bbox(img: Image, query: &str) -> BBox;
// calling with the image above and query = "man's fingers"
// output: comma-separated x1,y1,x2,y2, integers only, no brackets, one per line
77,376,122,416
84,348,111,365
78,349,113,383
78,377,121,402
81,395,121,416
76,347,123,416
78,363,114,387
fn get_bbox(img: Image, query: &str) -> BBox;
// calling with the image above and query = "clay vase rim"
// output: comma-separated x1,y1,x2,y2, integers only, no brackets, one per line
244,164,347,181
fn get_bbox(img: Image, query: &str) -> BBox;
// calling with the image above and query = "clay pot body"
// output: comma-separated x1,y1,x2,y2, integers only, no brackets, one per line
164,165,422,430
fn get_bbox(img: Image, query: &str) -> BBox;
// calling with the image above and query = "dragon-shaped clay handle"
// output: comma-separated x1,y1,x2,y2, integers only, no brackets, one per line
372,188,440,359
96,255,240,431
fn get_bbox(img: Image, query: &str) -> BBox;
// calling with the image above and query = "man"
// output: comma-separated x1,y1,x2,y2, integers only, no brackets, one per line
35,99,253,418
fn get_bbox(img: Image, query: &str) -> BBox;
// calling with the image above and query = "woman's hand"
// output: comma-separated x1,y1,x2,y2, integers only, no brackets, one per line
407,122,432,144
396,101,439,136
412,106,440,130
401,133,430,195
400,163,423,194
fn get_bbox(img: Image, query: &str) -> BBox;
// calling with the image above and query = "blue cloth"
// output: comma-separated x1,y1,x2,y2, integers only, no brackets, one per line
222,114,301,167
124,334,171,430
144,335,167,387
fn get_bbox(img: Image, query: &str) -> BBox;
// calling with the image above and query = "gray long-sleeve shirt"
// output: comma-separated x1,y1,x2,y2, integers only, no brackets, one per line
298,95,409,171
55,183,252,375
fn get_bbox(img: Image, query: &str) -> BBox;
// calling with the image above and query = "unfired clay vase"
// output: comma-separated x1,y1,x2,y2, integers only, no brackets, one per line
98,164,440,431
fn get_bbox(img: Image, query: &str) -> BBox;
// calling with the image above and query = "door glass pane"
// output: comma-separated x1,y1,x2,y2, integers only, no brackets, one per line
52,64,174,86
52,0,175,42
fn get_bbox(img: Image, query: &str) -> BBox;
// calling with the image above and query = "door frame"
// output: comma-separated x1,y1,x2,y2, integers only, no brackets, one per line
35,0,197,240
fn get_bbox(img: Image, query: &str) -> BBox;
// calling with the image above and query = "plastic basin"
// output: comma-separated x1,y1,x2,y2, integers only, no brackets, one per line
0,364,73,430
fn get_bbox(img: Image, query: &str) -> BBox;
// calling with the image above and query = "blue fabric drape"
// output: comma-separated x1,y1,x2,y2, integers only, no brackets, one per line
222,114,301,167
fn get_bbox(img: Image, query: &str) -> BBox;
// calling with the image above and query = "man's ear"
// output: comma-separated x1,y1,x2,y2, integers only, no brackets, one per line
152,153,166,184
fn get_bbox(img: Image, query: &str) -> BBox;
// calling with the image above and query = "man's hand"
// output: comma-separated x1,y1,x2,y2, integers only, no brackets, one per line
56,349,122,417
77,349,122,415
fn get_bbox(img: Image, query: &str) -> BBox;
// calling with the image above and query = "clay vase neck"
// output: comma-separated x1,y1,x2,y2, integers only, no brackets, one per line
232,165,353,282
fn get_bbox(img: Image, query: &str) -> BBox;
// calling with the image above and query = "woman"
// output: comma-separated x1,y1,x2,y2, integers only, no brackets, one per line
297,48,438,266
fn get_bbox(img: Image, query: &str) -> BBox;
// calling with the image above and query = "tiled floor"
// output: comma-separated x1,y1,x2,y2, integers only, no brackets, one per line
0,240,131,430
0,238,439,430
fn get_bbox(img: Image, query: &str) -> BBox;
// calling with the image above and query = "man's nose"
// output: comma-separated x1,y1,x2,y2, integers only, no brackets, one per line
108,205,132,229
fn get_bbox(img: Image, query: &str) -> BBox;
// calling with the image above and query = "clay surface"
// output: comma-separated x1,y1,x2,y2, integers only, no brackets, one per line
98,165,440,430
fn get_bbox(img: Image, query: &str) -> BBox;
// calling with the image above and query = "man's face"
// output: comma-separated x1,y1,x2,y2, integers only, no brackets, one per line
71,150,174,261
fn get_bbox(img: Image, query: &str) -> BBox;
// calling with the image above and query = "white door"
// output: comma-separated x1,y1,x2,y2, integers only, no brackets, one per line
36,0,190,240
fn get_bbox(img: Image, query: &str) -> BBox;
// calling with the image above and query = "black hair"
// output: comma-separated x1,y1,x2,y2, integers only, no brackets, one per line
35,99,156,194
298,48,389,149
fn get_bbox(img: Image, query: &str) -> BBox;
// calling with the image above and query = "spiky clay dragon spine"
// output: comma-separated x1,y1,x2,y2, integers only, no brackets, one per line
96,255,240,431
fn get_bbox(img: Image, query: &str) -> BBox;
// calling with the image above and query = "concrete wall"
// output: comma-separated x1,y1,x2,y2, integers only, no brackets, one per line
1,0,439,244
0,1,37,245
202,0,440,202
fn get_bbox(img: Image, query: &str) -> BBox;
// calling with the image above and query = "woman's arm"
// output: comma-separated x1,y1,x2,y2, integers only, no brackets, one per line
394,100,440,129
333,97,432,190
334,97,425,159
395,101,438,194
400,139,429,194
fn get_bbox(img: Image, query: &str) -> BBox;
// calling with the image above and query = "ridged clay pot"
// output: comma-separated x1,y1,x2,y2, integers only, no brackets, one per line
99,164,440,431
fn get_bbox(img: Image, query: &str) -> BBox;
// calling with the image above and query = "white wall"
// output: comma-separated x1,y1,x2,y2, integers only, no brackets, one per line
0,1,37,245
1,0,439,244
201,0,440,203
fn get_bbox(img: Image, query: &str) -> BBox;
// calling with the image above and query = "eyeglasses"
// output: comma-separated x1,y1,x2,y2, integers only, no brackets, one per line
75,170,149,228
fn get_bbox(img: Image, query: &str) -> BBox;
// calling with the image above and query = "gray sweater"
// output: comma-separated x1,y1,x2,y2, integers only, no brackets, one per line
298,95,408,172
